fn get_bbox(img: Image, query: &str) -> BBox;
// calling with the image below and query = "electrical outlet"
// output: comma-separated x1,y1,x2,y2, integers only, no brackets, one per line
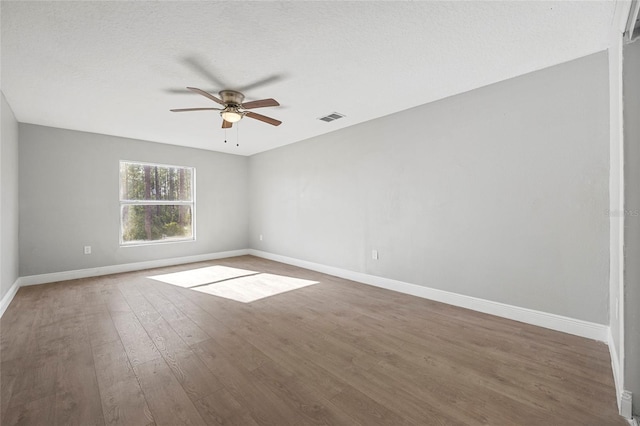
372,249,379,260
84,246,92,255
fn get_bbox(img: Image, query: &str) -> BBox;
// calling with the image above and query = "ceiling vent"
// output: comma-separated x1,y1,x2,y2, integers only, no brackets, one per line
318,112,346,123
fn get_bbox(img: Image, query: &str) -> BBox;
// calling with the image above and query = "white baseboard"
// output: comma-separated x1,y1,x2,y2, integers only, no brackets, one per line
248,249,609,342
608,329,624,412
19,249,250,287
6,247,612,343
621,391,634,420
0,278,21,318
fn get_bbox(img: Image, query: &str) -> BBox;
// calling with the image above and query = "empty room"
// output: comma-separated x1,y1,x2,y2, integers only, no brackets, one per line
1,1,639,425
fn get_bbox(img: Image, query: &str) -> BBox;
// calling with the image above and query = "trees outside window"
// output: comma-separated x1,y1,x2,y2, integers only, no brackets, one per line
119,161,195,245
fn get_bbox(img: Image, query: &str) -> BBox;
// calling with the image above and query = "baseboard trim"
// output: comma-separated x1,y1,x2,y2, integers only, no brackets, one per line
19,249,250,287
7,248,612,343
0,278,21,318
608,329,624,412
248,249,608,342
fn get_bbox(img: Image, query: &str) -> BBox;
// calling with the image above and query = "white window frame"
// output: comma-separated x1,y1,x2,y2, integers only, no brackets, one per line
119,160,196,246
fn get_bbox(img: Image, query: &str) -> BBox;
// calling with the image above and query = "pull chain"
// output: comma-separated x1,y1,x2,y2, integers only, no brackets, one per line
224,128,227,144
236,122,239,147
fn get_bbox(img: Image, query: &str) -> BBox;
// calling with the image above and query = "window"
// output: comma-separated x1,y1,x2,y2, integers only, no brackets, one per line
119,161,195,245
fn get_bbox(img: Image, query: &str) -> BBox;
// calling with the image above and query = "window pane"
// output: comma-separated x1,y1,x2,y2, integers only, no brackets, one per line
120,162,193,201
121,204,193,243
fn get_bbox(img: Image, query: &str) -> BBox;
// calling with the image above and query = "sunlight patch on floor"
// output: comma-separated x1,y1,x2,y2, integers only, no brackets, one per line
148,265,257,287
148,266,318,303
192,273,317,303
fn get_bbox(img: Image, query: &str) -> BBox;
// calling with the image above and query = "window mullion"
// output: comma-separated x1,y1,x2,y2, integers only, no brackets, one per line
120,200,193,206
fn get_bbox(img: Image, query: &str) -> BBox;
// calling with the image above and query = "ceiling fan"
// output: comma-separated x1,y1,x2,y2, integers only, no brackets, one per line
171,87,281,128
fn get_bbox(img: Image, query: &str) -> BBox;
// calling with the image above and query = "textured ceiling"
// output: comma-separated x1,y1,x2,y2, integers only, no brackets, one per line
1,1,616,156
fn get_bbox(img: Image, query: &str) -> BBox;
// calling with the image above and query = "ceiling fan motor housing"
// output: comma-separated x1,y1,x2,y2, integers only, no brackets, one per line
219,90,245,106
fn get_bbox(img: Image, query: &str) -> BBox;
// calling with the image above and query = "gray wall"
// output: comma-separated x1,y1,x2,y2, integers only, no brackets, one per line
623,38,640,416
19,124,249,276
249,52,610,324
1,92,20,299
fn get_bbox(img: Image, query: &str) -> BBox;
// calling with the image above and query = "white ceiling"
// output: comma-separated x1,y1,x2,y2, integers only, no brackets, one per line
1,1,616,156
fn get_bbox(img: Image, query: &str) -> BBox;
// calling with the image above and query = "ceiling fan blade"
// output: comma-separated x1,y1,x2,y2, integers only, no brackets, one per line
183,56,228,88
242,98,280,109
170,107,222,112
237,74,285,92
222,120,233,129
181,56,285,93
186,87,224,105
245,111,282,126
165,88,217,95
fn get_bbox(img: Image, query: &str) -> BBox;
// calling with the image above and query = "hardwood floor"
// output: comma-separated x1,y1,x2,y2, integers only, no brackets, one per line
0,255,625,425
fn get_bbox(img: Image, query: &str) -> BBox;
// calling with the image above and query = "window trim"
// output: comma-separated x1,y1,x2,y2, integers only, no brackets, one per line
119,160,196,247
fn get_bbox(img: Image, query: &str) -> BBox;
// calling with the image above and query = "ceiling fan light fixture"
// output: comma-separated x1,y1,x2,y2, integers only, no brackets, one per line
220,110,243,123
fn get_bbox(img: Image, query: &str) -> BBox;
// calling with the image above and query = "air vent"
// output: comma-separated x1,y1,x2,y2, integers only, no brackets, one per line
318,112,346,122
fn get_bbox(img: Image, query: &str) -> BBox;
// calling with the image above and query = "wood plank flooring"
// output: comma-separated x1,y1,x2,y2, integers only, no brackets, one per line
0,255,625,425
